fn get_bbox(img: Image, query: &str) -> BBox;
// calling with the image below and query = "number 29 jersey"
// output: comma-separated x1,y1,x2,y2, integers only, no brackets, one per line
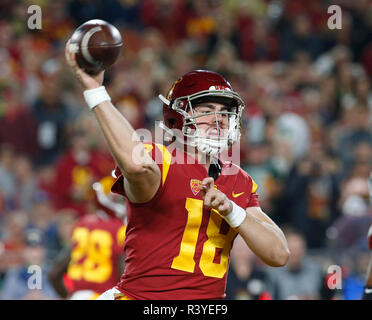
112,143,260,300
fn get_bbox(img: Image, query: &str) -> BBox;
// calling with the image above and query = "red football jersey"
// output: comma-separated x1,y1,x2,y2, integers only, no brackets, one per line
66,213,126,295
368,225,372,250
112,143,260,300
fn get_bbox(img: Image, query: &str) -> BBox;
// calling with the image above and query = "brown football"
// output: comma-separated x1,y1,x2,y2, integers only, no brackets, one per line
69,19,123,75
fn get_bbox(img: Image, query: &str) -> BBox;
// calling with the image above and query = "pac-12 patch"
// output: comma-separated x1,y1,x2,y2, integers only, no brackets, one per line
190,179,201,196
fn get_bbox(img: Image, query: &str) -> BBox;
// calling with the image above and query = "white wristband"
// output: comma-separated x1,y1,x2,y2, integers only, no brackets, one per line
224,201,246,228
83,86,111,110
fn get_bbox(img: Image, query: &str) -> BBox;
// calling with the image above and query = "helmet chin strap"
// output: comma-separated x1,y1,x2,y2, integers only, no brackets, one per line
158,121,228,155
192,136,229,155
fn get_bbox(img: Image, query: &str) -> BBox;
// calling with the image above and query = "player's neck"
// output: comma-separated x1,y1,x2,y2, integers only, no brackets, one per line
183,145,221,175
182,145,208,169
194,148,212,172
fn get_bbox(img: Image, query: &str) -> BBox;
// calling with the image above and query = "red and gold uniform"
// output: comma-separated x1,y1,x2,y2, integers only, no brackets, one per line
66,213,126,297
112,143,259,300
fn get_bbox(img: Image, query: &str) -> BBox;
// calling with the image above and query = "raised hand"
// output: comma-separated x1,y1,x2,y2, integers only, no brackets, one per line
65,39,104,90
200,177,233,216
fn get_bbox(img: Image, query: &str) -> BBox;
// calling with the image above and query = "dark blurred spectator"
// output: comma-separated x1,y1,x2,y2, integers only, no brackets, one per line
0,145,16,213
354,75,372,110
326,162,372,250
239,17,279,62
342,141,372,183
362,43,372,77
101,0,143,30
346,1,371,62
226,235,269,300
206,42,243,80
279,13,323,62
342,250,370,300
274,104,311,162
0,229,58,300
206,10,239,58
31,61,70,166
340,162,371,218
115,93,146,130
43,209,77,264
36,165,57,203
0,211,28,273
327,211,372,251
25,199,57,259
242,142,283,217
13,155,41,211
265,228,323,299
52,130,114,216
283,142,340,248
0,88,39,160
67,0,105,26
335,106,372,176
41,0,73,44
140,0,196,44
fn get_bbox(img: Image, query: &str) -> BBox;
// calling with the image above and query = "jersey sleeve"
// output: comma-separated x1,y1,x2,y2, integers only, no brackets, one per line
246,176,260,208
111,142,172,200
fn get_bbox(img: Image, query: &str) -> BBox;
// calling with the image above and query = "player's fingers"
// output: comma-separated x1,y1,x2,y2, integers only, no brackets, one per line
65,39,75,67
65,39,84,75
200,177,214,192
64,39,70,58
203,192,216,208
211,194,224,208
217,202,231,215
203,194,212,207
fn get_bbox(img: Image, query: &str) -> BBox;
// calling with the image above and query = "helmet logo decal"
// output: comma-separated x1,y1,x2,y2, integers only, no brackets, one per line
209,85,231,91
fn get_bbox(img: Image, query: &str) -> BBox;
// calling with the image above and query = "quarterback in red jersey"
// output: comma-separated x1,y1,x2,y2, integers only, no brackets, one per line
363,224,372,299
109,143,262,299
362,174,372,300
65,40,290,300
49,176,126,299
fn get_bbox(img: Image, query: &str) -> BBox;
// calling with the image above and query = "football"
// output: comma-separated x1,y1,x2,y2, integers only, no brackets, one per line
69,19,123,75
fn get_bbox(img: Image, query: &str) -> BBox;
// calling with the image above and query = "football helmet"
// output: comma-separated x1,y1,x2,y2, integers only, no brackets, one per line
92,176,126,220
159,70,245,155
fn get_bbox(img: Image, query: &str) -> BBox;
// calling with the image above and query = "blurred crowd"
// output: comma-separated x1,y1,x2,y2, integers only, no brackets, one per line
0,0,371,300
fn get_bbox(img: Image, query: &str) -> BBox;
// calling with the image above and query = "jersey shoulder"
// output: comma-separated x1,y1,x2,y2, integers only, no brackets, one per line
111,142,172,196
221,161,260,208
221,161,258,193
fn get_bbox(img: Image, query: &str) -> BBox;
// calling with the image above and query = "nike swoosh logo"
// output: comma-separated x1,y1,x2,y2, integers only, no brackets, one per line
232,191,245,198
365,288,372,294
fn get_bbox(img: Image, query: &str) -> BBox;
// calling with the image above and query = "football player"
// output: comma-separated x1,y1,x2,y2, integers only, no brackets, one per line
362,174,372,300
49,176,126,299
65,40,290,300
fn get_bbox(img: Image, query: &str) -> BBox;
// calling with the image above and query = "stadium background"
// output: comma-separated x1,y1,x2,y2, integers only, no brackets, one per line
0,0,371,300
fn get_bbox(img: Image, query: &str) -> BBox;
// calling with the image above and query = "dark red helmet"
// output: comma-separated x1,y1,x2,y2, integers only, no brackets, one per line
159,70,244,154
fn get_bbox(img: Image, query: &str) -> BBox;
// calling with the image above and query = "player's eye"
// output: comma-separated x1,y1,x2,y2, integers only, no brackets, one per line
195,108,211,115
